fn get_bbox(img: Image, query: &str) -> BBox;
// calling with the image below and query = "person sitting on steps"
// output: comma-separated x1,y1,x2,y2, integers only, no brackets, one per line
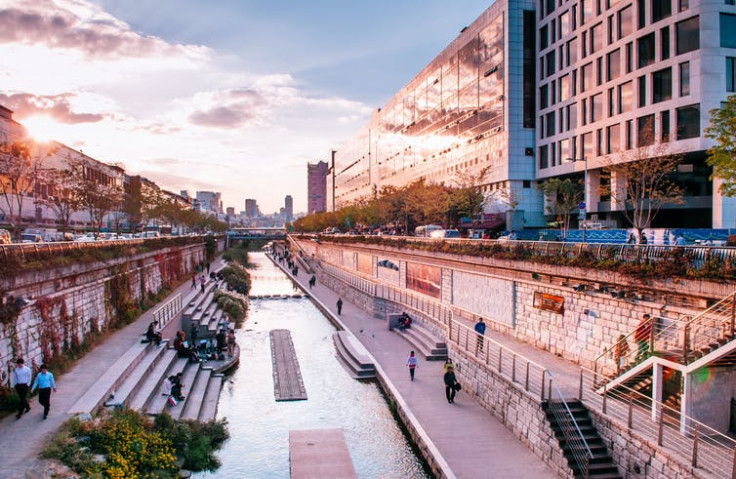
144,321,162,346
397,313,412,331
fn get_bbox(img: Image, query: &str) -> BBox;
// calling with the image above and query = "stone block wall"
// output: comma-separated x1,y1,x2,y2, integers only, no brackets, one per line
1,244,204,387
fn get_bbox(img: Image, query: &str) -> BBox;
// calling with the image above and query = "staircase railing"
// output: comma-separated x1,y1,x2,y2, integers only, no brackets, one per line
579,367,736,479
594,291,736,381
547,372,593,478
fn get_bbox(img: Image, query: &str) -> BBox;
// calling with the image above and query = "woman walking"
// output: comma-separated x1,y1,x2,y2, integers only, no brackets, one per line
406,351,419,381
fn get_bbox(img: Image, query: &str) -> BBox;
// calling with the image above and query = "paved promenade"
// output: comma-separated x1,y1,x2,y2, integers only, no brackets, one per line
275,252,587,479
0,258,225,479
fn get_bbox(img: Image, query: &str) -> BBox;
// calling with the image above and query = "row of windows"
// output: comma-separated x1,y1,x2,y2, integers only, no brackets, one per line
539,104,700,169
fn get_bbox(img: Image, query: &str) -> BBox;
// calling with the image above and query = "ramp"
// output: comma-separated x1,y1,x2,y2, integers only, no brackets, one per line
270,329,307,401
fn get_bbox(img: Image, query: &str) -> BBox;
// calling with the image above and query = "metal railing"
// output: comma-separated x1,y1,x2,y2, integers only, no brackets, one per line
547,372,593,478
152,293,182,330
579,367,736,479
301,234,736,273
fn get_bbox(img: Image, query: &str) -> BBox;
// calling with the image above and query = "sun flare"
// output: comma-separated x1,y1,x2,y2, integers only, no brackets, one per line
22,115,63,143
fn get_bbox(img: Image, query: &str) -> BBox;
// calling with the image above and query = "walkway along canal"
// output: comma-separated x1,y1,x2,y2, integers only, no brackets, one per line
197,253,430,478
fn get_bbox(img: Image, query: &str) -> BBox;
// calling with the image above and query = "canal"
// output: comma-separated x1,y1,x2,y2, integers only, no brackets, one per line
197,253,430,478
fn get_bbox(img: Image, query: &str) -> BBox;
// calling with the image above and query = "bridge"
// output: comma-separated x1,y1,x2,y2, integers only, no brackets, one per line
227,227,286,240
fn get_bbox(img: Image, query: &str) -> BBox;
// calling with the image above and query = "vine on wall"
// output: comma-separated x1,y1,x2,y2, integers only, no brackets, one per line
109,265,136,327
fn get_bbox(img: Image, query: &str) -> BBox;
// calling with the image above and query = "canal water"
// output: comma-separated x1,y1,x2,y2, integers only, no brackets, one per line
197,253,429,478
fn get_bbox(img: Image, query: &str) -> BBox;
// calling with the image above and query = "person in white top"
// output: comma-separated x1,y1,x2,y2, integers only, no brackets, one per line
11,358,32,419
406,351,419,381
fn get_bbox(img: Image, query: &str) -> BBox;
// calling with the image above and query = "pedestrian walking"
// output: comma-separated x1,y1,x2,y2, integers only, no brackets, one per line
474,317,486,352
444,366,458,404
191,273,196,289
309,275,316,289
443,358,455,373
31,364,56,419
337,298,343,315
11,358,32,419
406,351,419,381
634,314,652,360
200,273,206,293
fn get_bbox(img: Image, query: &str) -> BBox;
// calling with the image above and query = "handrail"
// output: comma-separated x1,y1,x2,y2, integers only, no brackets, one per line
547,371,593,476
152,293,182,330
579,366,736,479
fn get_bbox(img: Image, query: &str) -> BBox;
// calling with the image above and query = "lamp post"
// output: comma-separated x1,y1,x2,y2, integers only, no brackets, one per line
566,156,588,243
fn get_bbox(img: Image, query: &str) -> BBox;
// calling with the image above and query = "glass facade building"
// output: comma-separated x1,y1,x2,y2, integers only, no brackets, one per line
330,0,736,228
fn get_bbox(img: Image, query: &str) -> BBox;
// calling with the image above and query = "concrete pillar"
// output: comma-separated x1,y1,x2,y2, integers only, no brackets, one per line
610,169,627,212
681,372,692,434
651,362,664,421
587,169,601,214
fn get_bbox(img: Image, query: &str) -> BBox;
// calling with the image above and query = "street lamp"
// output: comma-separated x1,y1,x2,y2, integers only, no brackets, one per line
566,156,588,243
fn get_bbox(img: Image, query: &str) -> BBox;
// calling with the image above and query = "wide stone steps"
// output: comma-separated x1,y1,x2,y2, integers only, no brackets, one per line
332,331,376,380
127,348,180,411
393,324,447,361
199,374,224,422
104,341,170,408
181,367,213,421
145,357,189,415
168,362,204,420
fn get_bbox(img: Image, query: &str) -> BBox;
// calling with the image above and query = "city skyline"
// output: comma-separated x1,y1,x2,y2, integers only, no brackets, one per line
0,0,493,214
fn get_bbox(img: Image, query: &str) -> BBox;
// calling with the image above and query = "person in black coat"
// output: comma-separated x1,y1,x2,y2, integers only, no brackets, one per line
444,366,458,404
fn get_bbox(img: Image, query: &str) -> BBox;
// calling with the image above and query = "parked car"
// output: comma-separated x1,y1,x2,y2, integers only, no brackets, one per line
20,233,43,243
75,234,97,242
430,229,461,239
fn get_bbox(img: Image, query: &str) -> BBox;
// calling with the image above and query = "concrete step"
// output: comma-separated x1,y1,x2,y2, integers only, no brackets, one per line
104,341,170,408
127,348,179,412
181,367,213,421
144,357,189,416
199,374,224,422
207,309,224,334
168,362,203,420
68,341,150,415
395,326,447,361
197,302,219,330
333,332,376,380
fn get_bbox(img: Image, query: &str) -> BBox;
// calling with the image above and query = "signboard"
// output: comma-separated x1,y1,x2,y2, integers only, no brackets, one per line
533,291,565,314
578,202,586,210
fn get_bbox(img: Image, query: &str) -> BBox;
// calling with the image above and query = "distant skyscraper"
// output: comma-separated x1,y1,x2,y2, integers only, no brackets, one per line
284,195,293,221
245,199,258,218
226,207,235,217
196,191,222,214
307,161,328,215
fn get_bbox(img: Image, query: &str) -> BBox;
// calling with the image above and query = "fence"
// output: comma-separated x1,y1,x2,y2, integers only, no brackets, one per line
152,293,182,330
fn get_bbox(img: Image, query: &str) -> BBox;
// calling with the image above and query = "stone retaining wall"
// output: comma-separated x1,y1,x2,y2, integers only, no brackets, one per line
1,244,205,387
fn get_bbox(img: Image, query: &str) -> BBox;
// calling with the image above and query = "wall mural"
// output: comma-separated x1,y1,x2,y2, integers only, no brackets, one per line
357,253,373,275
452,270,514,326
406,263,441,299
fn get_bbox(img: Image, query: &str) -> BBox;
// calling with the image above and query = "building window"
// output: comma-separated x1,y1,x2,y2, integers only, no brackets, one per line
661,26,670,60
679,0,689,11
582,62,594,91
652,0,672,23
591,23,603,53
608,87,616,116
676,104,700,139
540,25,549,51
661,110,671,142
546,111,556,137
638,33,655,68
638,115,655,146
560,11,571,37
637,0,646,28
540,84,549,109
607,123,621,153
638,75,647,107
540,145,549,169
625,42,633,73
728,57,736,93
619,81,634,113
567,102,578,129
547,51,556,77
560,138,570,160
567,37,579,65
652,67,672,103
582,132,594,158
619,5,634,39
591,93,603,122
721,14,736,48
626,119,633,149
607,48,621,81
582,98,588,125
560,74,570,101
679,61,690,96
676,16,699,55
596,128,603,155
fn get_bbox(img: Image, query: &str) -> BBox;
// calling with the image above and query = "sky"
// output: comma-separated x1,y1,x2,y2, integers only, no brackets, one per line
0,0,494,214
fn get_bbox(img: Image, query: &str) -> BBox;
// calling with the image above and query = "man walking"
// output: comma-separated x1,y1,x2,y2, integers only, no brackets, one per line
31,364,56,419
406,351,419,381
444,365,458,404
11,358,32,419
475,317,487,352
337,298,343,315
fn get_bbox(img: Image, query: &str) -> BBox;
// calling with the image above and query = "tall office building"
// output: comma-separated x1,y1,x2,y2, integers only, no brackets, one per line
196,191,222,214
307,161,328,214
284,195,294,221
245,199,258,218
329,0,736,228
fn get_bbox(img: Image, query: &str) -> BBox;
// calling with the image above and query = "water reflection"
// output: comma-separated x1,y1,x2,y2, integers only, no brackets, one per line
197,254,429,479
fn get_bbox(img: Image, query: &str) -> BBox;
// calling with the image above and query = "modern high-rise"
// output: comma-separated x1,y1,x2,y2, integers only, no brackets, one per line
245,199,258,218
196,191,222,214
328,0,736,228
284,195,294,221
307,161,328,214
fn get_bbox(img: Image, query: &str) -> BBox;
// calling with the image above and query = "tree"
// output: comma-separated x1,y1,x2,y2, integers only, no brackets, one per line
600,143,684,241
447,167,490,228
69,156,124,236
537,178,584,237
705,94,736,197
37,164,83,235
0,141,42,235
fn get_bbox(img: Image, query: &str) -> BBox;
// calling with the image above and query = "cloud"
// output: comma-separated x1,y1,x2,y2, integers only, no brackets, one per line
0,92,105,123
0,0,209,61
188,88,267,129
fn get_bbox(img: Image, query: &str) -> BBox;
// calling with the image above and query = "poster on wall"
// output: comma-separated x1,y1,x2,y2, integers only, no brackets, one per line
357,253,373,275
377,258,400,285
533,291,565,314
406,263,441,299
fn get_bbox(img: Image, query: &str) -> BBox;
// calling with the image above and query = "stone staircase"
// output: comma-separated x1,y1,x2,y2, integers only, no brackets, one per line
333,331,376,380
391,323,448,361
544,400,621,479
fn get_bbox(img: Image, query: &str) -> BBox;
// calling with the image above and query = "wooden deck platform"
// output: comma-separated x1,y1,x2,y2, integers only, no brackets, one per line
289,429,357,479
270,329,307,401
